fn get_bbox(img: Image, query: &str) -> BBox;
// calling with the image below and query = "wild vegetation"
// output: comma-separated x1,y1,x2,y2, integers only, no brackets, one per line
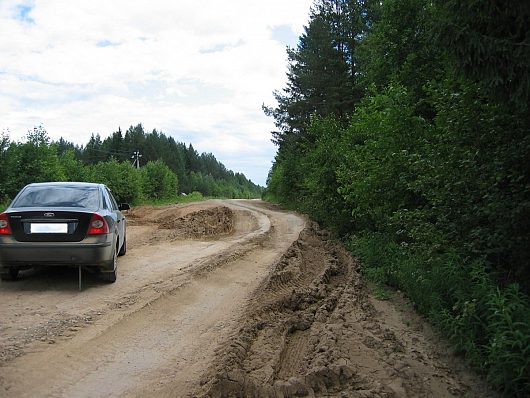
264,0,530,395
0,124,262,207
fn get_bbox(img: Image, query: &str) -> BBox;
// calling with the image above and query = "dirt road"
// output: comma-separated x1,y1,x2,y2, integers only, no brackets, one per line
0,200,495,397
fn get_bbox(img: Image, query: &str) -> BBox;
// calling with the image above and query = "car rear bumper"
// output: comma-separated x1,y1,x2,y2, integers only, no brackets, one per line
0,235,114,270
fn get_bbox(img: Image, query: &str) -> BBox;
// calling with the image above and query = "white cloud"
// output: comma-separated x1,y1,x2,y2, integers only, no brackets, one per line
0,0,313,185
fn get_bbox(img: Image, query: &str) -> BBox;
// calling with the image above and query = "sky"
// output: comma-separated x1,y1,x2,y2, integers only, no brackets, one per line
0,0,314,186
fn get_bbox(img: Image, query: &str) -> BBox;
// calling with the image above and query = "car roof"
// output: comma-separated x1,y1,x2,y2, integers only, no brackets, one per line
25,182,105,189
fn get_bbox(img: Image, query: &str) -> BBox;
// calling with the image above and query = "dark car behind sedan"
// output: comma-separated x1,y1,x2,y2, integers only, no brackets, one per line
0,182,129,282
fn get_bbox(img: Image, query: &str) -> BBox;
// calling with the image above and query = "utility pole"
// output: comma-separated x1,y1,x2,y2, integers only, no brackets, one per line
131,150,142,169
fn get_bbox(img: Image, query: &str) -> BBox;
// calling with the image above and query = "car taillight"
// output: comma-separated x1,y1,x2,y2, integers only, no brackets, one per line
0,213,12,235
87,213,109,235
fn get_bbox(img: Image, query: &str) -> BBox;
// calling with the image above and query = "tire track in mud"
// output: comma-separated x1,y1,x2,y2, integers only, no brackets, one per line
199,221,496,398
199,222,359,397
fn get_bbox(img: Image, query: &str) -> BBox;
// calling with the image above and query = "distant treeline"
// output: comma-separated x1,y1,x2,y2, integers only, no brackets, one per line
265,0,530,395
0,124,262,204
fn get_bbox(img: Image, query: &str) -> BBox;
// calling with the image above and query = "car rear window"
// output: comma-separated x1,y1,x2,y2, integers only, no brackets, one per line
12,186,100,209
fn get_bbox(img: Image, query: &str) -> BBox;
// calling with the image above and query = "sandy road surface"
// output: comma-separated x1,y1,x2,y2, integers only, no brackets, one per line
0,200,495,397
0,200,303,397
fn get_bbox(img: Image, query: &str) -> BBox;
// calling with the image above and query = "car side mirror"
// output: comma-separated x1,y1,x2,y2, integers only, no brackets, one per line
119,203,131,211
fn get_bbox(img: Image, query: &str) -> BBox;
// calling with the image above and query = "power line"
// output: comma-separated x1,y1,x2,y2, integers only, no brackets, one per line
83,147,132,156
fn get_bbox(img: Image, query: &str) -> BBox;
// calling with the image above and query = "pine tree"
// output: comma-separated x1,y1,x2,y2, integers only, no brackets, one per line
264,0,377,145
83,133,105,164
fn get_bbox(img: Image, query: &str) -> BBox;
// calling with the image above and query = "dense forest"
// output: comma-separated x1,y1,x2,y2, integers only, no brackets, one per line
264,0,530,395
0,124,262,205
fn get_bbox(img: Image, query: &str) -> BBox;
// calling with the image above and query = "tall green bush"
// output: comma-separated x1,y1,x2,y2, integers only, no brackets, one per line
337,86,428,234
351,232,530,396
88,159,142,204
3,127,66,198
141,160,178,200
58,149,90,182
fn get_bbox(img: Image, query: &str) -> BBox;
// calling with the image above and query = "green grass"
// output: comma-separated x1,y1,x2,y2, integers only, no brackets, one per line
136,191,205,206
348,232,530,397
372,285,392,301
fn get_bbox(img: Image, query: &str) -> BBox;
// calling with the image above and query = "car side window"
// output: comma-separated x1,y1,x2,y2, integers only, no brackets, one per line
106,188,119,211
101,192,110,210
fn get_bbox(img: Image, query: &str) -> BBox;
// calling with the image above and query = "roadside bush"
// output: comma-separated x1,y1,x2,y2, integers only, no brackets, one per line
58,149,90,182
349,233,530,396
141,160,178,200
88,159,142,204
3,127,66,198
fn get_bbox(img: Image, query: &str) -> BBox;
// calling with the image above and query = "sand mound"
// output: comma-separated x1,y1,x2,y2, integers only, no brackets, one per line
159,206,235,239
126,204,235,240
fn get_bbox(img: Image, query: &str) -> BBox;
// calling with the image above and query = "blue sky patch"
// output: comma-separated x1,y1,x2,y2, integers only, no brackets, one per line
96,40,121,48
15,3,35,24
270,25,299,47
200,40,245,54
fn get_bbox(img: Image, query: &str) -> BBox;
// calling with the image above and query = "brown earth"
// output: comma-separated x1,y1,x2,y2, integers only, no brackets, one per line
0,200,496,397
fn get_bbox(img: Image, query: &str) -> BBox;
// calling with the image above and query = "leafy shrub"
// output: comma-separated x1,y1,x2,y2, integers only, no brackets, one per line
350,233,530,396
3,127,66,197
141,160,178,200
58,150,90,182
87,159,142,204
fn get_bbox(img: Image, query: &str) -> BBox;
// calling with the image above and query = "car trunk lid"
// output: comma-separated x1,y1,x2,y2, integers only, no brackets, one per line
7,209,93,242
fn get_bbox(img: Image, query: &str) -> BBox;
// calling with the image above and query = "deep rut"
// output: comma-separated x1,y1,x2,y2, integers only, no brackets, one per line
199,221,496,398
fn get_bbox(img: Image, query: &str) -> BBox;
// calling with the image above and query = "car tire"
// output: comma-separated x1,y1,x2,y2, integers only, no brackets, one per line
118,233,126,256
0,267,19,281
100,246,117,283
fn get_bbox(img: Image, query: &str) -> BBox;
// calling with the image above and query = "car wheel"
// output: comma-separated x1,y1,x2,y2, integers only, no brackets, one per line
100,246,117,283
0,267,19,281
118,233,126,256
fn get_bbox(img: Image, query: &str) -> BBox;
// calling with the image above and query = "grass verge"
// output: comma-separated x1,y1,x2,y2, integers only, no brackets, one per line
136,191,205,206
347,232,530,397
